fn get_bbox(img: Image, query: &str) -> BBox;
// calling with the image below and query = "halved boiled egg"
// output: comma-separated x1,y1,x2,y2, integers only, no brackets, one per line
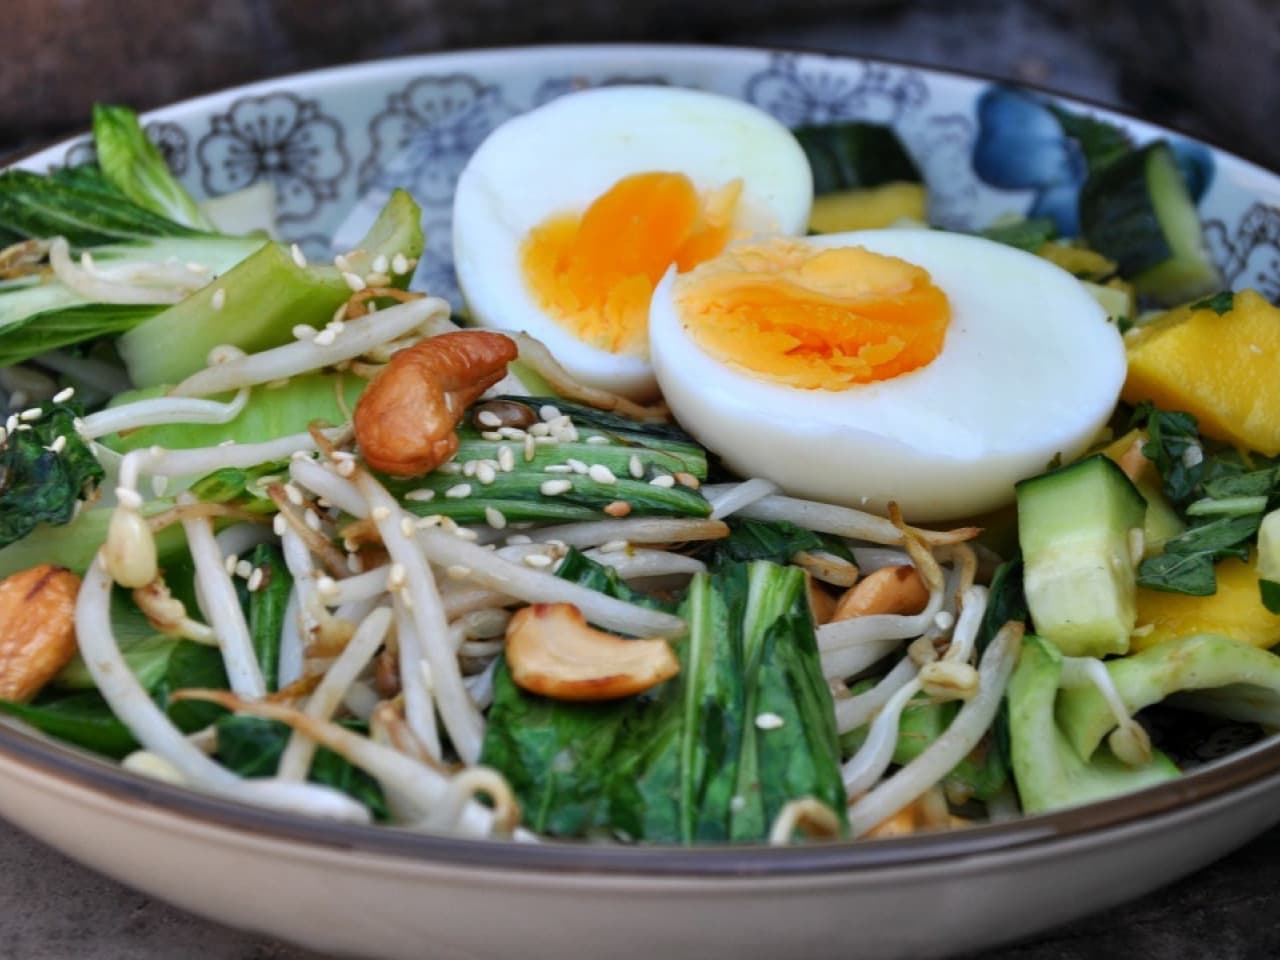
649,230,1127,522
452,86,813,399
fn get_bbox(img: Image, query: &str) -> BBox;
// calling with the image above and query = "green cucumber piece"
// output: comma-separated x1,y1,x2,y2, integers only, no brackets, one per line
792,123,922,196
1017,455,1147,657
1079,141,1221,305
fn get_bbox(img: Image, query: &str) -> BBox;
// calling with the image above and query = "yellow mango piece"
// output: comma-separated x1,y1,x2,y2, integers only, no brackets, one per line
1122,290,1280,455
1036,242,1117,281
808,182,927,233
1132,553,1280,651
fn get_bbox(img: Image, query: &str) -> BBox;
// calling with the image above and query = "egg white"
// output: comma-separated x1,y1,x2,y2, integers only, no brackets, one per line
649,229,1127,522
452,85,813,400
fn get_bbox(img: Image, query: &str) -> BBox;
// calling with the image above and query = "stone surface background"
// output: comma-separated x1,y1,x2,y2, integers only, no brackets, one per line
5,0,1280,957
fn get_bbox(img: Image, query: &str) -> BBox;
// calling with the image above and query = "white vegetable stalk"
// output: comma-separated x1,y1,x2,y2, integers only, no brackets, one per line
941,586,988,665
842,677,924,797
79,388,250,440
181,498,266,699
354,471,485,765
48,237,189,304
707,478,780,520
834,655,920,734
727,494,977,548
116,431,343,493
171,296,452,397
394,594,442,762
278,606,393,780
847,622,1023,837
277,589,305,689
522,516,729,549
818,584,947,679
583,547,706,580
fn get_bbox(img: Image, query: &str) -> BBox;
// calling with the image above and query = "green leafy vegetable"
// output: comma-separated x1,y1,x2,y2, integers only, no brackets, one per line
1048,106,1131,174
92,104,215,230
0,301,164,369
246,544,291,692
0,402,103,549
0,691,137,758
700,517,846,567
1137,513,1262,595
980,217,1057,253
187,462,286,515
1190,291,1235,315
1132,403,1205,508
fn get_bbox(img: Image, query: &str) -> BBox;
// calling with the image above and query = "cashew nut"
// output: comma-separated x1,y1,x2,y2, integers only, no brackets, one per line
353,330,519,476
0,564,81,702
831,565,929,622
505,602,679,701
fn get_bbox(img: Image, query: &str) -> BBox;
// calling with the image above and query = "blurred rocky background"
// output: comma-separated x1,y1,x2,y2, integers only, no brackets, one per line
3,0,1279,168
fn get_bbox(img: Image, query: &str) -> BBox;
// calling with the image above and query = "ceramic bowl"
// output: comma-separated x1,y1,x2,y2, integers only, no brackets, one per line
5,44,1280,960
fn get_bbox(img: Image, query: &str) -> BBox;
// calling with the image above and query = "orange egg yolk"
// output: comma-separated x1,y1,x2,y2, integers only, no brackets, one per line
521,172,742,356
675,239,951,391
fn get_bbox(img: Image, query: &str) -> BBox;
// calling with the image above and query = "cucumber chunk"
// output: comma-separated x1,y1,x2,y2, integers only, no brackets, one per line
1079,141,1221,305
1016,455,1147,657
792,123,922,195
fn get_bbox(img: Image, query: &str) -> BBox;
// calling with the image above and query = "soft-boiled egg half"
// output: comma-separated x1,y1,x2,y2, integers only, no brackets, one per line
649,229,1127,522
452,86,813,399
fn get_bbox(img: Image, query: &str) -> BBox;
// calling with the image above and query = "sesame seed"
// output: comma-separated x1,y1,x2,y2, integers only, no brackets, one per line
476,462,497,485
506,534,533,545
585,435,610,445
524,435,536,462
755,712,785,731
600,539,628,553
529,422,550,437
544,464,573,474
523,553,554,568
333,253,352,272
19,408,42,422
399,517,417,538
272,515,287,536
387,564,407,589
437,462,462,475
247,567,265,592
48,435,67,454
335,458,355,477
211,288,226,311
316,575,339,598
304,509,323,531
372,506,391,521
365,271,391,287
52,386,75,404
462,460,477,477
314,329,337,347
604,500,632,518
346,553,364,574
934,610,956,631
565,458,588,474
342,272,366,292
235,559,253,579
4,416,16,434
405,489,436,502
440,516,459,533
539,404,561,422
629,455,644,479
540,479,572,496
371,254,389,275
547,415,572,431
498,426,526,440
391,253,410,275
283,483,304,506
290,243,308,268
650,474,676,488
453,527,479,541
224,553,239,575
675,472,700,489
445,483,473,499
498,446,515,472
484,506,507,529
477,410,502,428
446,564,472,579
588,464,617,485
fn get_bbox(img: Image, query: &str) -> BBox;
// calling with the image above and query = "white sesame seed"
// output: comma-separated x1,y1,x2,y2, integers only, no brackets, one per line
498,426,526,440
304,509,323,531
524,435,536,462
555,426,580,443
365,271,392,287
235,560,253,579
462,460,477,477
316,575,339,598
19,408,42,422
453,527,479,541
278,483,300,507
565,458,587,474
544,464,573,474
650,474,676,488
505,534,533,545
346,553,364,574
529,422,550,438
934,610,956,631
498,446,515,472
335,458,355,478
405,489,436,502
539,404,561,422
4,416,17,434
272,514,287,536
484,506,507,529
48,435,67,454
391,253,410,275
387,564,407,589
437,462,462,475
540,479,573,496
445,483,473,499
211,287,226,311
523,553,554,568
629,455,644,479
585,435,610,445
372,506,391,522
371,254,389,275
476,462,497,485
588,464,617,485
333,253,352,272
440,516,459,533
342,271,366,292
247,567,265,592
400,517,417,538
314,329,337,347
600,539,628,554
224,553,239,575
755,712,785,731
477,410,502,428
446,564,472,579
534,436,559,446
290,243,308,268
52,386,75,404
